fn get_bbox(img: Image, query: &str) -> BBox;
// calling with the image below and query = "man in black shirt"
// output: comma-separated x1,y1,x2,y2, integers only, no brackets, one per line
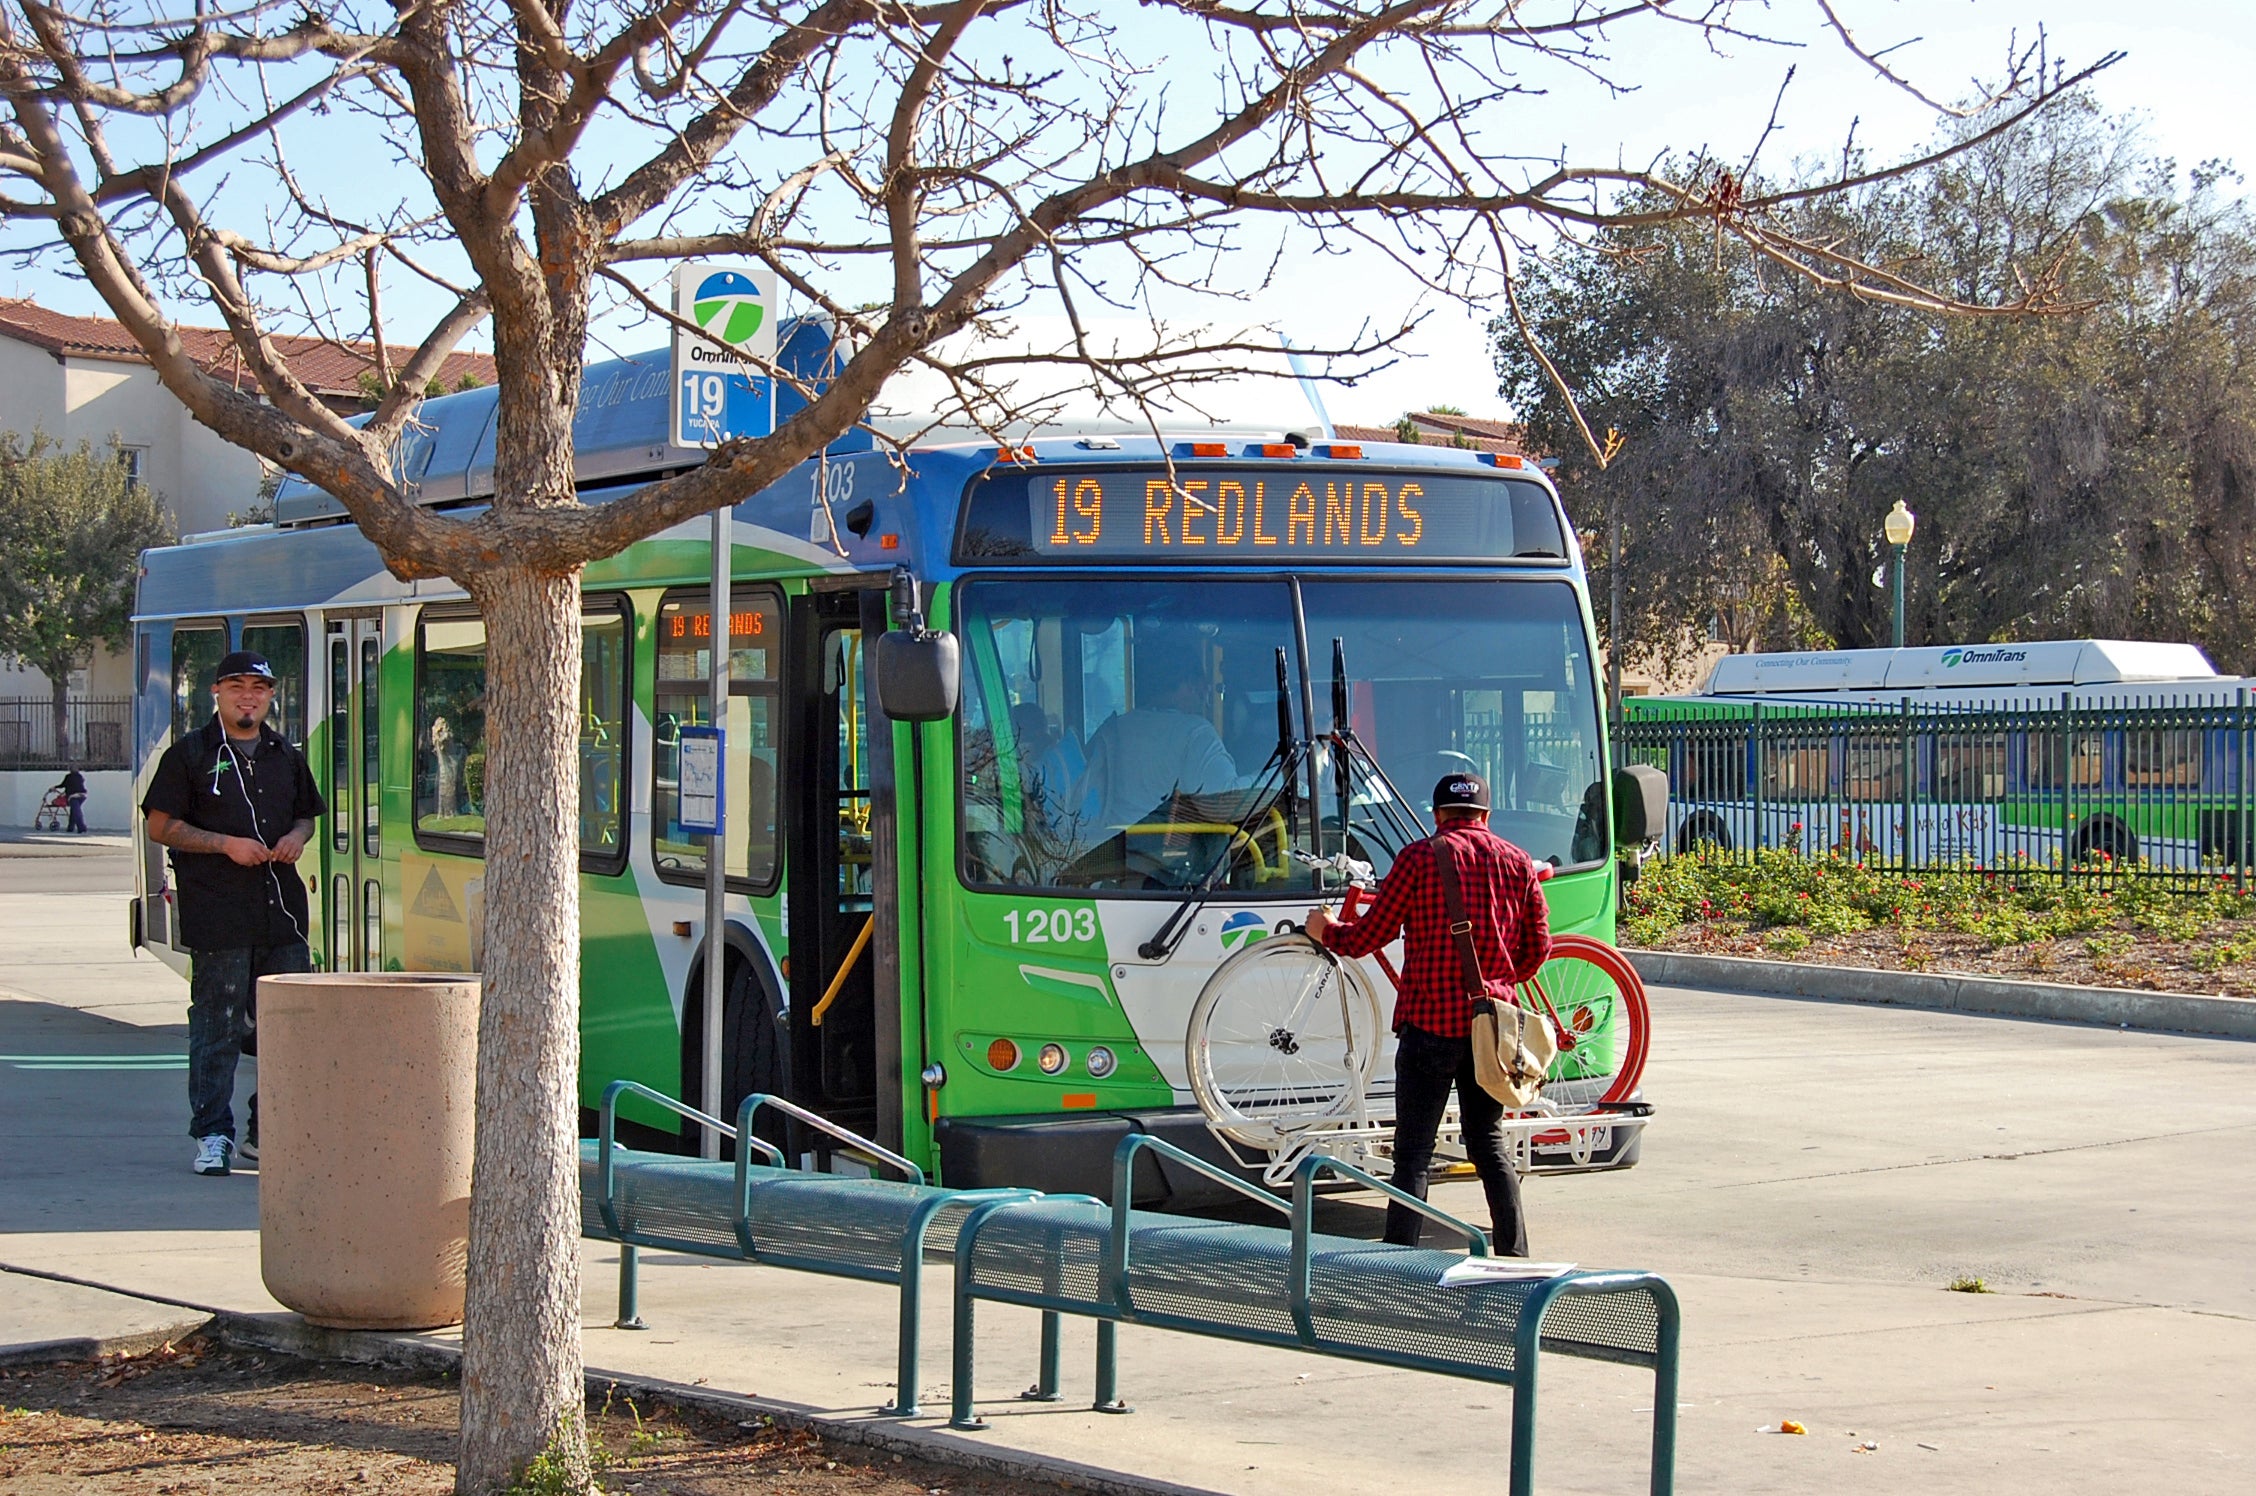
141,651,325,1176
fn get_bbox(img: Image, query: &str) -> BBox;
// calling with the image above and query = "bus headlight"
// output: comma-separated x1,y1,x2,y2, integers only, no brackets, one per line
1085,1046,1117,1079
1037,1042,1069,1075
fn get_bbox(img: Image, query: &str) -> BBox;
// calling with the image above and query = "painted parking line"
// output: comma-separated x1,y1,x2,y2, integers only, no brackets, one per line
0,1054,188,1071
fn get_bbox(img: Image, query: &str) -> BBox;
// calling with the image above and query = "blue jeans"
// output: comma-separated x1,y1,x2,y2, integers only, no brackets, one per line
1386,1023,1528,1255
187,943,309,1141
65,794,85,833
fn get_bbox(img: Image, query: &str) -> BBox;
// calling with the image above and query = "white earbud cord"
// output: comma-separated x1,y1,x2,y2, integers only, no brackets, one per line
223,740,309,947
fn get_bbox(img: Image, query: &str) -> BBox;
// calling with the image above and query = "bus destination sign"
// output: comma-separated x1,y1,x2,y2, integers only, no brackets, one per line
956,466,1565,564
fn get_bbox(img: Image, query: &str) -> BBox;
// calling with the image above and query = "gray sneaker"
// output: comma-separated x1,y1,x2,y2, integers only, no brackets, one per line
193,1135,232,1176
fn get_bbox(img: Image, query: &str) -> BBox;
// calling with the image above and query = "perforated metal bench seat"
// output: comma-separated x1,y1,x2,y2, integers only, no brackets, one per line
577,1141,979,1274
576,1086,1035,1420
947,1137,1681,1496
956,1196,1664,1378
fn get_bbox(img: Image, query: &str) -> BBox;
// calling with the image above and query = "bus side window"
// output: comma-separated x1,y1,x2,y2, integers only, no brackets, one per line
415,615,489,842
170,623,226,740
241,621,307,745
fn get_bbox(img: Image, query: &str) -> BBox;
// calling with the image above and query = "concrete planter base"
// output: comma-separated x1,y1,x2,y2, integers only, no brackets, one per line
255,972,480,1330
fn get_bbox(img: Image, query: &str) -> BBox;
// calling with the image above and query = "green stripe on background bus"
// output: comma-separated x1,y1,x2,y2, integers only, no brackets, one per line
1,1054,189,1069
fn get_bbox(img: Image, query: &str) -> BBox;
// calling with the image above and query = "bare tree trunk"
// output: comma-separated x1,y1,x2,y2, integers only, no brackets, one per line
46,667,70,766
456,565,586,1495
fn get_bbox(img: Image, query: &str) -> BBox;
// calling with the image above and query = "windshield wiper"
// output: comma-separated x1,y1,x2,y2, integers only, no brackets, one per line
1137,646,1305,962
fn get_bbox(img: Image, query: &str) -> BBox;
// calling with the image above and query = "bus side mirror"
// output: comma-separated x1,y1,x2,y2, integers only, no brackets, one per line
1612,764,1668,844
875,629,960,722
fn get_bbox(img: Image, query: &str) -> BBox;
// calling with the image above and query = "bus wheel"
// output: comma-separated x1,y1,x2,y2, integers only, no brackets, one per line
2072,818,2137,868
2197,811,2245,871
1677,812,1732,856
679,950,790,1159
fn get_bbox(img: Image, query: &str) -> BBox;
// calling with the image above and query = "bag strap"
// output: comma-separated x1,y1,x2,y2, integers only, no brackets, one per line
1429,831,1488,1002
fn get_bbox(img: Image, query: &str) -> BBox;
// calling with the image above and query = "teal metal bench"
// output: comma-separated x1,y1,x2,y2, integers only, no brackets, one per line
950,1136,1679,1496
580,1080,1033,1417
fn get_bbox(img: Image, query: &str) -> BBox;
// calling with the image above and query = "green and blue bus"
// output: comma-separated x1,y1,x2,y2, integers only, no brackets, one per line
130,337,1642,1196
1623,639,2256,875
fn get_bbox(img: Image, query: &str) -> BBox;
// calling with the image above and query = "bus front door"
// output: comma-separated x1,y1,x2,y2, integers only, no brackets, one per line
320,614,383,971
786,589,883,1146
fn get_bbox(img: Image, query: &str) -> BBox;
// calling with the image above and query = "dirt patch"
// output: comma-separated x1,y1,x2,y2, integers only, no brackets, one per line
1634,923,2256,998
0,1335,1071,1495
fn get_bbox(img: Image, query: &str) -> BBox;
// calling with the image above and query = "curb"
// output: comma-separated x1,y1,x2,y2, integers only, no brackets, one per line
1625,949,2256,1040
207,1311,1219,1496
0,1324,214,1369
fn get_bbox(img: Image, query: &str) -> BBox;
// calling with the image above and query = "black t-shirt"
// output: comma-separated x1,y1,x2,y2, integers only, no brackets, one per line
141,717,326,951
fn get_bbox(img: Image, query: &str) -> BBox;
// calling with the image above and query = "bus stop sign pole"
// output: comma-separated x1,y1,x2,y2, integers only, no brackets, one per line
668,261,778,1160
703,506,728,1160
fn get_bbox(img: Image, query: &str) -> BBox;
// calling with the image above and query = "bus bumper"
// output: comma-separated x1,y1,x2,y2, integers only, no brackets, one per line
935,1109,1262,1206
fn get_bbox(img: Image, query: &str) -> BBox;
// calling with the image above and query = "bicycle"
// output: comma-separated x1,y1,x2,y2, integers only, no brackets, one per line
1185,850,1653,1176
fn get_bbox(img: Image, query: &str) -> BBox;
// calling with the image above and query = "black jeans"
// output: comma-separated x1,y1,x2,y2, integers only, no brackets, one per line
187,943,309,1141
1386,1023,1527,1255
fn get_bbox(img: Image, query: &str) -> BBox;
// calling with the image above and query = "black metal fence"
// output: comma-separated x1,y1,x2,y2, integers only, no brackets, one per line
0,696,133,771
1617,692,2256,888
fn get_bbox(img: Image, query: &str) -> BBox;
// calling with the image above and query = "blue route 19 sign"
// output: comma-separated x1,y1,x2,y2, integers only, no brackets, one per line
671,263,779,448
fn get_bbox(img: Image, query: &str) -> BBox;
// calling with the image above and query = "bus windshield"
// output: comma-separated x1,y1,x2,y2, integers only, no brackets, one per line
955,576,1606,893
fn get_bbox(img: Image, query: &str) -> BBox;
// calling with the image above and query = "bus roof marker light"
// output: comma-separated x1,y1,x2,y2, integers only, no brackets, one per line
1180,441,1230,458
1320,443,1363,459
1483,453,1527,469
996,445,1038,465
1255,443,1299,458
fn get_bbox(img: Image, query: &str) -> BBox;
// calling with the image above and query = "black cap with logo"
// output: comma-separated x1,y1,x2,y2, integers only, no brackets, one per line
1431,771,1490,812
212,651,277,685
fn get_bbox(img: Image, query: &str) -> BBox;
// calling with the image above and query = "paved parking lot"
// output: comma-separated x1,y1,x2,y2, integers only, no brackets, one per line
4,838,2253,1494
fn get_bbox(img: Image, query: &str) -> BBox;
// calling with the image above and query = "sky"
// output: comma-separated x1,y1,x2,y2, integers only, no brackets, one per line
1303,0,2256,426
6,0,2251,431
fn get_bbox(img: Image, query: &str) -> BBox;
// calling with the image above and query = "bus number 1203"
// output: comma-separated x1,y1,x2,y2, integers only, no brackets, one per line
1003,907,1098,944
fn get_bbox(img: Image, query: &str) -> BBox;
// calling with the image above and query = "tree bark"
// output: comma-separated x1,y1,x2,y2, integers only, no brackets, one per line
456,564,586,1495
45,666,71,766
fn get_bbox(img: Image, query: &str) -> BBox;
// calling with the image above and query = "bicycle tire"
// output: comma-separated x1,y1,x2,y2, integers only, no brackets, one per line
1522,933,1651,1111
1186,934,1385,1150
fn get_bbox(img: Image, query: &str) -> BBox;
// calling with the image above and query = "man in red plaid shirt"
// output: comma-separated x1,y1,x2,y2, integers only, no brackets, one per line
1305,771,1550,1253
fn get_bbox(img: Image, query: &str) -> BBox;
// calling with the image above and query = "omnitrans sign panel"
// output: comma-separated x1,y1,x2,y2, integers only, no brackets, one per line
671,263,778,448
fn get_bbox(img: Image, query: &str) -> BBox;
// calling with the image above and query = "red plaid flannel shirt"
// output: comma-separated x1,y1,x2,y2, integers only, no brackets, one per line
1318,823,1551,1040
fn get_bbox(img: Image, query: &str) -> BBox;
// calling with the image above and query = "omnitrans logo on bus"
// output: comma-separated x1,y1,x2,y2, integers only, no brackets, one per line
1219,911,1268,950
1940,646,2029,668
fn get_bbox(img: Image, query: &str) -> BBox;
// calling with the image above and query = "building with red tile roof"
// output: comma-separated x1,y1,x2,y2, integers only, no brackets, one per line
1333,409,1530,456
0,300,495,545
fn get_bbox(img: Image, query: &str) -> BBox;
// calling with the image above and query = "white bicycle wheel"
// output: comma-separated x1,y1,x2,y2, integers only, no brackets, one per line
1186,934,1384,1150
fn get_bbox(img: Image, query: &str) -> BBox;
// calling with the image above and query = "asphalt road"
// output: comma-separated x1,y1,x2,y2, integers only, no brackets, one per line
4,838,2253,1495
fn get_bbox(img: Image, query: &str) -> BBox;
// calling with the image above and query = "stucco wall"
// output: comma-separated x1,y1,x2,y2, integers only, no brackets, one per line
0,769,134,830
61,355,266,537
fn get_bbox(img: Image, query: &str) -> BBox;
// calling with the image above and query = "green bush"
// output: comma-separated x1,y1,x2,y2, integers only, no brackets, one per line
1621,848,2256,952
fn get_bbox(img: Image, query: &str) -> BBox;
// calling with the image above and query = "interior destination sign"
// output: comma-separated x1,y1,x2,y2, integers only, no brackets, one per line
956,467,1564,563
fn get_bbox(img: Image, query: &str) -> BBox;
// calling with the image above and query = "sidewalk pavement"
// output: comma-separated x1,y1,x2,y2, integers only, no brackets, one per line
6,846,2254,1495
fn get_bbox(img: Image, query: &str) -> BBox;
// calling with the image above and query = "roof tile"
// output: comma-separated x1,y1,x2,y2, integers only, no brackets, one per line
0,299,496,398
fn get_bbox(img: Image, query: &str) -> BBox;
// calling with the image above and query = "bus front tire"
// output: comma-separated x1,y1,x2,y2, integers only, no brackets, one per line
2071,818,2137,868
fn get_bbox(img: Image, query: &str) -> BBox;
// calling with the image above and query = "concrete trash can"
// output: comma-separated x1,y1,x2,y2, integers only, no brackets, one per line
255,971,480,1330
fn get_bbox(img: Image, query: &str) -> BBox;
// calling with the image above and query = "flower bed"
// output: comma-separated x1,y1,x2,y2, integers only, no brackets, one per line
1621,849,2256,997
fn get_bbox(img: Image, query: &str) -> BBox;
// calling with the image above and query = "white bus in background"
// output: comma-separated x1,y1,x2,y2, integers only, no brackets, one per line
1622,640,2256,871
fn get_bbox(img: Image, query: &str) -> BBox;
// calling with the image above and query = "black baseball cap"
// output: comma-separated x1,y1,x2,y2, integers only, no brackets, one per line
1432,771,1490,811
213,651,277,685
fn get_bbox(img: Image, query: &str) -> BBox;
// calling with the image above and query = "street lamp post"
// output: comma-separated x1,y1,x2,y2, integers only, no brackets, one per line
1884,500,1916,649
